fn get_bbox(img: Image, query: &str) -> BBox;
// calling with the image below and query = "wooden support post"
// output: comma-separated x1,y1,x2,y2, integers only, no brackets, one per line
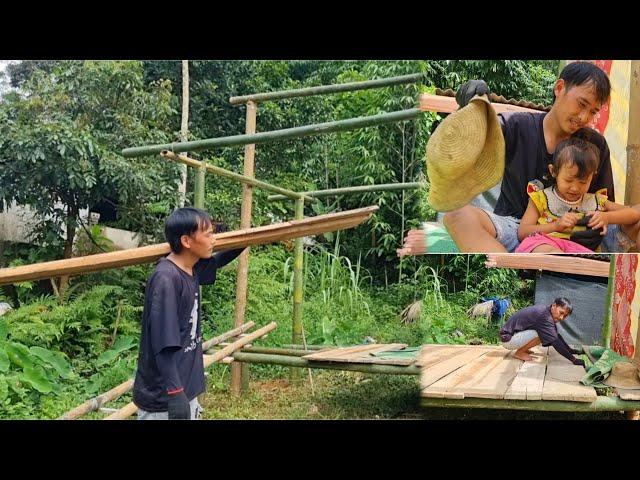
232,100,257,395
626,60,640,206
193,152,206,406
290,197,305,384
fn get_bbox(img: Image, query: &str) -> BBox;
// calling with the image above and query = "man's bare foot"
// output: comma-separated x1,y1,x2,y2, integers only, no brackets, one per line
513,351,534,361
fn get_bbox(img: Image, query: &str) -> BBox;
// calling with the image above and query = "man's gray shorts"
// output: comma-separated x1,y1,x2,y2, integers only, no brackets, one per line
501,330,539,350
137,397,203,420
480,209,521,253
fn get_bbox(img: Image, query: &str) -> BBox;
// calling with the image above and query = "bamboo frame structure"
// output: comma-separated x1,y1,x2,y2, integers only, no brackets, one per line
267,182,424,202
121,109,423,158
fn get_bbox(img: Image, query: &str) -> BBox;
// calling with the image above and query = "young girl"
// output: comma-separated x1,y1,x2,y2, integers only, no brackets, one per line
517,138,640,253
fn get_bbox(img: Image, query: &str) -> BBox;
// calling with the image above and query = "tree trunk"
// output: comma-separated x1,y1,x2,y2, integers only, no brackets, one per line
178,60,189,207
58,210,77,298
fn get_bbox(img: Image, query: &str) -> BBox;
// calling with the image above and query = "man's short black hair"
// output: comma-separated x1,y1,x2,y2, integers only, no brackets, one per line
553,297,573,314
555,61,611,105
165,207,212,254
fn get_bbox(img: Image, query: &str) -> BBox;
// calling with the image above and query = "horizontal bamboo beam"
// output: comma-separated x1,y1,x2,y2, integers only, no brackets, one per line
230,352,421,375
0,206,378,285
121,109,423,158
420,395,640,412
229,73,426,105
161,151,314,203
59,322,256,420
104,322,277,420
59,379,134,420
418,93,543,114
267,182,424,202
485,254,610,277
201,321,256,351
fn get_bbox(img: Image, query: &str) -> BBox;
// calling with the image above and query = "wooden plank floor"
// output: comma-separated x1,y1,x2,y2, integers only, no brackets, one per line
302,343,409,364
420,344,596,403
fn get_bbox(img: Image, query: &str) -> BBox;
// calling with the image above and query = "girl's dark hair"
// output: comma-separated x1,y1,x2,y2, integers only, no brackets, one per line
552,138,599,179
553,297,573,314
554,61,611,105
164,207,212,253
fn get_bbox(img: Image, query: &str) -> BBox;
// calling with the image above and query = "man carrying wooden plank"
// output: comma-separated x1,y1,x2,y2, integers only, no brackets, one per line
499,297,585,366
133,207,245,420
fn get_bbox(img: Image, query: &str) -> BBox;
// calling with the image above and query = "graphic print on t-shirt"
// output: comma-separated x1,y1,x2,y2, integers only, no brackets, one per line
184,292,201,353
189,292,198,341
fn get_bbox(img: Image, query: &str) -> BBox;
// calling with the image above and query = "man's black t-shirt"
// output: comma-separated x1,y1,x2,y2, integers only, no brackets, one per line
133,249,244,412
499,304,558,346
493,111,614,219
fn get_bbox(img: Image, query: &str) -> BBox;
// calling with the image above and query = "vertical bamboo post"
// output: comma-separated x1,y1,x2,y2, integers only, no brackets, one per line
602,256,616,348
290,197,305,384
231,100,257,395
194,164,206,209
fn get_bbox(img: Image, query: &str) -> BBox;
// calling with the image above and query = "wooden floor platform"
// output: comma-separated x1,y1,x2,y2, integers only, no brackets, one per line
419,344,597,403
297,342,640,412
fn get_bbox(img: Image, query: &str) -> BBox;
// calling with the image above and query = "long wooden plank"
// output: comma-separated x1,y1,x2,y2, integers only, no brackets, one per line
0,206,377,286
416,345,473,368
541,344,597,402
352,356,416,366
418,94,542,114
414,344,501,368
456,352,523,399
339,343,407,360
504,347,549,400
302,344,382,361
422,349,509,399
335,344,409,364
542,363,597,402
617,388,640,400
303,343,407,363
420,348,493,390
485,254,609,277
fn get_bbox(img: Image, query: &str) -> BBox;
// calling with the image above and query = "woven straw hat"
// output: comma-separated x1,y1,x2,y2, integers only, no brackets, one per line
426,95,505,212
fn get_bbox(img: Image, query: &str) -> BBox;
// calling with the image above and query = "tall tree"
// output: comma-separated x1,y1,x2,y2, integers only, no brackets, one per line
0,61,179,291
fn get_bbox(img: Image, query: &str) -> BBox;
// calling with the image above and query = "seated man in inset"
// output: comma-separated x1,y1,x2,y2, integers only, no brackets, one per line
399,62,621,255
